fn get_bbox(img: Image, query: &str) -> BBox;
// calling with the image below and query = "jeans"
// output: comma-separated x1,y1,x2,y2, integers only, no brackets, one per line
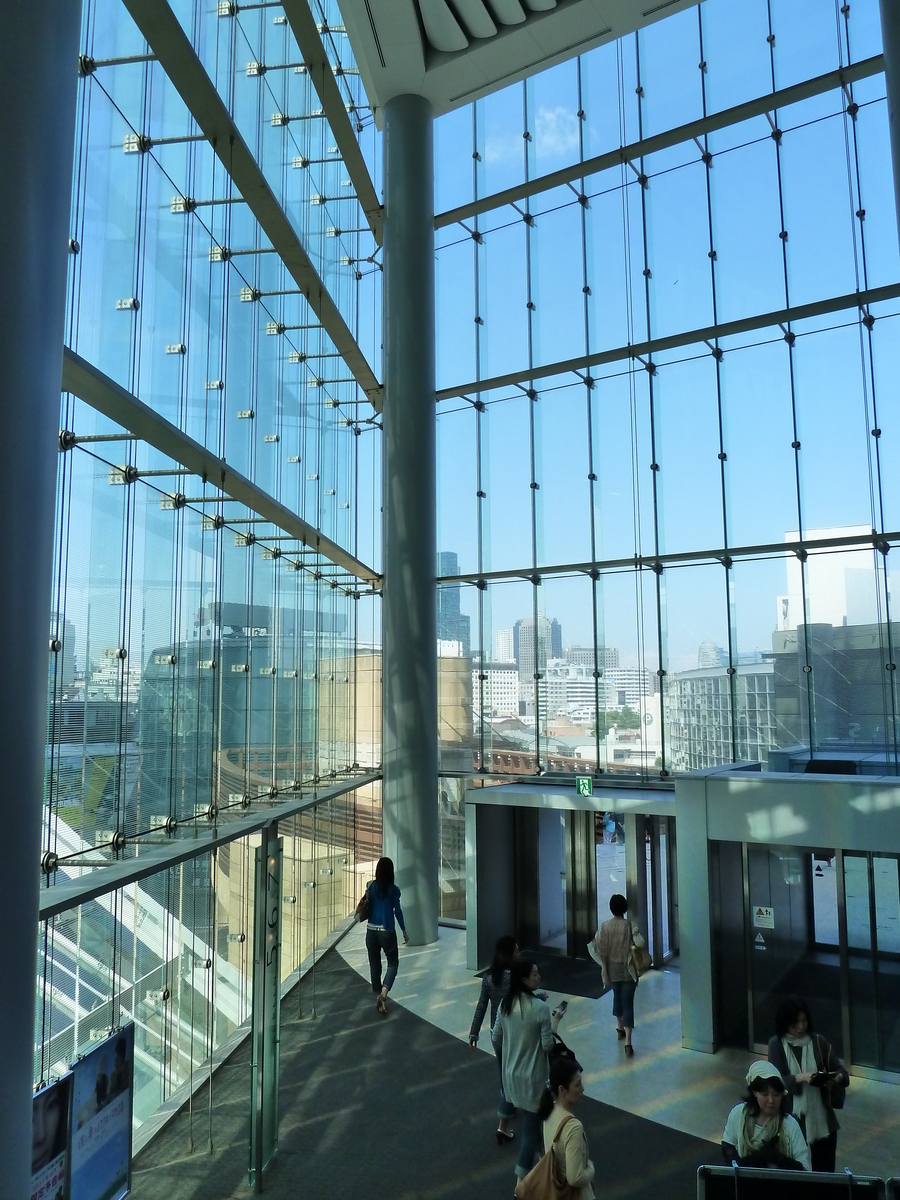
611,978,637,1028
515,1108,541,1179
366,928,399,993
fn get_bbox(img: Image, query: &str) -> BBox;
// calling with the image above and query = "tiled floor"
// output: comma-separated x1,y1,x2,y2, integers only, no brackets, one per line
338,923,900,1179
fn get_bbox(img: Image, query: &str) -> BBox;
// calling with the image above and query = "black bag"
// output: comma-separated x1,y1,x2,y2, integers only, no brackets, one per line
821,1037,847,1110
548,1032,580,1071
354,882,371,923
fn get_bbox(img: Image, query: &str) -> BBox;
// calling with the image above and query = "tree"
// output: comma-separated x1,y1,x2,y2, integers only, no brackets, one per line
595,706,642,737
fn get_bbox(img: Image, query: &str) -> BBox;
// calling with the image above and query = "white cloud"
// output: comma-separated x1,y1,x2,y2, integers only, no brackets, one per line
482,106,580,165
535,105,580,159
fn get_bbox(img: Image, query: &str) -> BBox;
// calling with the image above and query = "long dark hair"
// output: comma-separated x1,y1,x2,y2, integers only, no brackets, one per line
501,958,537,1017
374,856,394,897
775,994,814,1038
538,1058,582,1121
490,935,517,986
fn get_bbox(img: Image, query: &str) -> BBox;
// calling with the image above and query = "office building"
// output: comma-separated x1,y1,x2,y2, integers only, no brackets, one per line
6,0,900,1191
437,551,471,657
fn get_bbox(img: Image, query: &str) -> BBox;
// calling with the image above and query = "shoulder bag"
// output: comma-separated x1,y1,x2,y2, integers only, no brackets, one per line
548,1031,580,1071
354,882,371,924
630,924,652,975
820,1036,847,1110
514,1114,580,1200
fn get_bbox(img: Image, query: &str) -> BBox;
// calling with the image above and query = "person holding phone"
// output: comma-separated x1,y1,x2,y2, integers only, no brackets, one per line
492,959,565,1187
767,995,849,1172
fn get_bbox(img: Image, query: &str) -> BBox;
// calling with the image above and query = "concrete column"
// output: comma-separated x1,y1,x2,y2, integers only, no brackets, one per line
0,0,82,1190
382,94,439,946
880,0,900,247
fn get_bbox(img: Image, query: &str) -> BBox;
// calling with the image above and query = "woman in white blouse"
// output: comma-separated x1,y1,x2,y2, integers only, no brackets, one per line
722,1060,810,1171
536,1058,595,1199
594,893,646,1057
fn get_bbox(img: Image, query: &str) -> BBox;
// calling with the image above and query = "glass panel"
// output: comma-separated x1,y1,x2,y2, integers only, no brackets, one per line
844,853,878,1066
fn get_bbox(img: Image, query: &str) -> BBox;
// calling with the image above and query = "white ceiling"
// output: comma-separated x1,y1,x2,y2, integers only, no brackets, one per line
337,0,701,123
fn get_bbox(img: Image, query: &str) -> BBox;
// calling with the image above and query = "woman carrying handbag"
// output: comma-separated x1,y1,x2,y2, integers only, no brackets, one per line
767,995,848,1172
592,893,648,1057
515,1058,595,1200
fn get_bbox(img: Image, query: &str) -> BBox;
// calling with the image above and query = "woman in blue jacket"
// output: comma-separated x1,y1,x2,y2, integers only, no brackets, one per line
365,857,409,1014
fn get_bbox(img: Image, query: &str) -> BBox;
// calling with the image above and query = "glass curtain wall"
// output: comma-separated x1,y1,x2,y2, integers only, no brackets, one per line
435,0,900,914
37,0,383,1127
36,782,382,1137
436,0,899,780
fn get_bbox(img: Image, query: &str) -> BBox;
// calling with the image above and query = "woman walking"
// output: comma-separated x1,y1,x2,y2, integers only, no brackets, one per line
536,1058,595,1199
493,958,565,1187
722,1060,810,1170
594,893,646,1057
364,857,409,1014
468,934,518,1143
767,995,849,1172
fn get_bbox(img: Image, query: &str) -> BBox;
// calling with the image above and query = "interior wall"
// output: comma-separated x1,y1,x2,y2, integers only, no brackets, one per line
473,804,517,970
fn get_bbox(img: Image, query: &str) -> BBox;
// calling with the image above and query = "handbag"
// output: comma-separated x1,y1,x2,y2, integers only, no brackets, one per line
514,1114,580,1200
630,925,652,975
548,1031,580,1071
820,1037,847,1110
354,882,371,923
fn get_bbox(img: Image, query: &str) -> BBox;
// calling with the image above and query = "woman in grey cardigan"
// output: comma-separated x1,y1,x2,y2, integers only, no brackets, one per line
492,958,564,1185
767,995,848,1172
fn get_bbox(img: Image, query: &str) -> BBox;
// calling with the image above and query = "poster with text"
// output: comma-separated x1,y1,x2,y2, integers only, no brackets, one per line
32,1074,72,1200
70,1025,134,1200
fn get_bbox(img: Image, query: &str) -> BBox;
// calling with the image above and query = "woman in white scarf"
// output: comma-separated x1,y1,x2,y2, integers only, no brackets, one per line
722,1061,810,1171
767,995,849,1173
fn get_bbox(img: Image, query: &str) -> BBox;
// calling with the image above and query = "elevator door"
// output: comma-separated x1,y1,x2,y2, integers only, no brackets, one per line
844,852,900,1071
745,845,842,1052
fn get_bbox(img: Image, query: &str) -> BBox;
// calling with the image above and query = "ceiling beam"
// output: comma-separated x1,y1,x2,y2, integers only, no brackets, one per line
435,55,884,229
62,348,382,589
122,0,383,411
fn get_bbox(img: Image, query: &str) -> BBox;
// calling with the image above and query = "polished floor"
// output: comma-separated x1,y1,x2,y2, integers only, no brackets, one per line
129,947,716,1199
338,922,900,1179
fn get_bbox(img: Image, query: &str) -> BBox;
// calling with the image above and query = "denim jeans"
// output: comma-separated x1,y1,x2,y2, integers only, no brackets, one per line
611,978,637,1028
366,928,399,992
515,1108,541,1179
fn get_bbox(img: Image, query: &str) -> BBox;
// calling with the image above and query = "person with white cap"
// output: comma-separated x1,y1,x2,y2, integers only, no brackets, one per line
721,1061,810,1171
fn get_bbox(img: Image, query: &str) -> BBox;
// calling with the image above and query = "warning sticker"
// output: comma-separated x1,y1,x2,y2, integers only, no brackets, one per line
755,932,766,950
753,906,775,929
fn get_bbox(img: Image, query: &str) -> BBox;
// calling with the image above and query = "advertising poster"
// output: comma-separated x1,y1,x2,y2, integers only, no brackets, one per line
70,1025,134,1200
32,1075,72,1200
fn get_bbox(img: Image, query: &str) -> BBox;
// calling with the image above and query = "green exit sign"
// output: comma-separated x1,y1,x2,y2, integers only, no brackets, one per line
576,776,593,797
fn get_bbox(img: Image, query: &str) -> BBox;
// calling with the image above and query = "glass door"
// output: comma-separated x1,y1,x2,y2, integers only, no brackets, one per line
843,853,900,1071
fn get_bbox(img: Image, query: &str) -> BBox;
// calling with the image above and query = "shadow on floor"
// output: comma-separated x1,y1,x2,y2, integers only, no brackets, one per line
131,950,717,1199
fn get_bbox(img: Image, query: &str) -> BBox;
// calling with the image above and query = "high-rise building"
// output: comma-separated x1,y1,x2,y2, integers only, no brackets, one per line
551,619,563,661
566,646,620,672
472,661,519,718
513,615,557,677
697,641,728,669
494,628,515,662
437,551,471,658
607,668,653,708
